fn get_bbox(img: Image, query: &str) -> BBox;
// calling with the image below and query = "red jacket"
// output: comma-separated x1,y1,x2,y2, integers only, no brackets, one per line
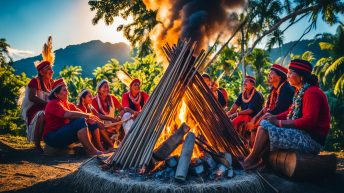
276,86,330,144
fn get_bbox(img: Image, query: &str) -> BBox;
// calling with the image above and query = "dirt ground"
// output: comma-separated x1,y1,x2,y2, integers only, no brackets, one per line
0,135,84,193
0,134,343,193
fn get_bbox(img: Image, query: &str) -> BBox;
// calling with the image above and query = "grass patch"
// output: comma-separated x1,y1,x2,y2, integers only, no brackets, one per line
0,134,34,149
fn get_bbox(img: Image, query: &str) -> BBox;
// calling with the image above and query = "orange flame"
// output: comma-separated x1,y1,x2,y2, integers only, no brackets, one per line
154,98,203,160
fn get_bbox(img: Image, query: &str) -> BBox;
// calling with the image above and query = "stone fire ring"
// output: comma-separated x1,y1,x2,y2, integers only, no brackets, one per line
72,157,268,193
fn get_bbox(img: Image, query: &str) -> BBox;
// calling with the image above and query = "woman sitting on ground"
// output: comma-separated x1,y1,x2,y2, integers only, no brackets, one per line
243,59,331,170
121,79,149,135
92,80,124,140
43,79,103,156
77,89,116,151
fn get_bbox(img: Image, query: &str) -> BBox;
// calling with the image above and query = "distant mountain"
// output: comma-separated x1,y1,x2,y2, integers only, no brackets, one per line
13,40,133,78
268,39,331,63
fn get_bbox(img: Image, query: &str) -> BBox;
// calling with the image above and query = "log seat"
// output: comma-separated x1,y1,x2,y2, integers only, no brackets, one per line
269,150,337,179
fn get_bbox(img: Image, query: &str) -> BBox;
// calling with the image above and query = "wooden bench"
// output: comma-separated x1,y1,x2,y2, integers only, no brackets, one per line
269,151,337,179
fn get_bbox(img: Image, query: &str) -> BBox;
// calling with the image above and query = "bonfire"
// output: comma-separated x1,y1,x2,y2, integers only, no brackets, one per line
72,40,269,193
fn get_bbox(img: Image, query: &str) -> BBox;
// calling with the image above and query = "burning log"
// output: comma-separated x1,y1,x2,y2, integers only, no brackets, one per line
175,132,196,181
153,123,190,161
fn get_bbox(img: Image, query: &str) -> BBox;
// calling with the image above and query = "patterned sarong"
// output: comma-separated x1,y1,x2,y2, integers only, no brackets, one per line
260,120,321,154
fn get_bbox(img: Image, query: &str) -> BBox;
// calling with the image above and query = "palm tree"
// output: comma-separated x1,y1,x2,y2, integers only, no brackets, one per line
0,38,11,64
59,65,82,82
245,48,271,89
314,25,344,96
290,51,316,62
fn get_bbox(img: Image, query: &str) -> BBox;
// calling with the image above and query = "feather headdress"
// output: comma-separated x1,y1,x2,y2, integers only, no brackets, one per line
116,68,133,87
34,35,55,69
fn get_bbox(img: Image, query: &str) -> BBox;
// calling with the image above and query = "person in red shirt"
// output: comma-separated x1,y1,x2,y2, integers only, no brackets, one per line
43,79,102,156
92,80,123,140
21,60,54,153
121,79,149,135
243,59,331,170
77,89,119,151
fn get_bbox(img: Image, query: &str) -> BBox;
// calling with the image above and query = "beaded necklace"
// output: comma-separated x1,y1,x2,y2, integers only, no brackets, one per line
267,81,286,110
129,91,142,105
287,83,310,120
242,88,256,103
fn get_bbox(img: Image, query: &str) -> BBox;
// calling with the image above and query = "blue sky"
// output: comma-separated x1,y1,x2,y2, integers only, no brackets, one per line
0,0,342,61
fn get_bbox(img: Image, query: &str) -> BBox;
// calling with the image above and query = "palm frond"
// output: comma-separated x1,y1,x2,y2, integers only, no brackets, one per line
334,74,344,96
319,42,334,51
324,56,344,81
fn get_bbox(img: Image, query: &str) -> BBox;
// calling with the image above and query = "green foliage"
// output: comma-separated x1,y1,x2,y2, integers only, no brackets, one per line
0,39,29,135
315,25,344,97
323,91,344,151
58,54,163,103
123,54,163,94
245,48,271,89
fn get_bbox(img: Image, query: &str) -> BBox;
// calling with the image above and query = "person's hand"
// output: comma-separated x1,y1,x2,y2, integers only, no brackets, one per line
133,111,140,119
110,116,121,123
265,114,278,125
228,113,238,120
89,114,102,123
264,113,274,120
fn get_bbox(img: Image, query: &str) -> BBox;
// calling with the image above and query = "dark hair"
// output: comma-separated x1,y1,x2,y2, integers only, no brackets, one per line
48,86,63,100
289,59,318,86
78,90,91,105
271,68,287,81
293,69,319,86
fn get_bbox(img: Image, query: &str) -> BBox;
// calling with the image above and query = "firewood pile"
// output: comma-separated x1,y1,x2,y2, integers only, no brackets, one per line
106,40,249,181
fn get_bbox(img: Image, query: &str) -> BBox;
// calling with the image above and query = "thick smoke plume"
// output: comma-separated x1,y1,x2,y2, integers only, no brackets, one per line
143,0,247,61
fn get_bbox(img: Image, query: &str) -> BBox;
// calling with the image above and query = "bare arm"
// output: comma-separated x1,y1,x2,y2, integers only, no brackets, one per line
227,104,239,115
268,117,295,128
64,111,89,119
238,108,253,116
28,87,46,105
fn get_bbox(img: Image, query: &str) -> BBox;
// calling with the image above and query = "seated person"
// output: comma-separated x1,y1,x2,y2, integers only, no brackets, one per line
243,59,331,170
202,73,228,110
121,79,149,135
246,64,294,146
92,80,123,138
227,75,264,133
22,60,54,153
43,79,103,156
77,89,117,151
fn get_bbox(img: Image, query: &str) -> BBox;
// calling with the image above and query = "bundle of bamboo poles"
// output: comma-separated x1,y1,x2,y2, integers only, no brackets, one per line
184,72,249,157
109,40,248,170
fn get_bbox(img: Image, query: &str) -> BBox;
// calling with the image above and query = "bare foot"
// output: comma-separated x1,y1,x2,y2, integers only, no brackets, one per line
86,150,103,157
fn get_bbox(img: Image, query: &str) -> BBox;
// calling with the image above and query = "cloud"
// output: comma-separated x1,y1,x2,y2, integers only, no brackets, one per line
7,47,35,61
